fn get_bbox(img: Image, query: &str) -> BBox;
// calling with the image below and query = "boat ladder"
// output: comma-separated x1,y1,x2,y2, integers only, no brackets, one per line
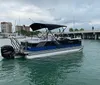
10,37,23,53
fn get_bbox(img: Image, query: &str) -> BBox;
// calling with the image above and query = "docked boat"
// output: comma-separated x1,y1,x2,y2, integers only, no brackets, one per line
1,23,83,59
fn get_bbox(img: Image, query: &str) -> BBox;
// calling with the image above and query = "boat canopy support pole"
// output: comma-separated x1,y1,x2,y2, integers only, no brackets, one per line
48,30,60,45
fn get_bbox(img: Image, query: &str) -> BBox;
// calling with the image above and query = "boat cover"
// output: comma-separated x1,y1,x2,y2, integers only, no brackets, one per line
30,23,67,31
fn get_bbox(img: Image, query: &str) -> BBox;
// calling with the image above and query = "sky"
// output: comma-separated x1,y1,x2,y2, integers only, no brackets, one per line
0,0,100,32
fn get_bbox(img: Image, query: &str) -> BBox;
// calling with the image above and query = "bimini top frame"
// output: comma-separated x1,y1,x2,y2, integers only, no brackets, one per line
30,23,67,31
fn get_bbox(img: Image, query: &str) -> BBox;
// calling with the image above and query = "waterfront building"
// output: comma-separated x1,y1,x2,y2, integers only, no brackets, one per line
23,25,30,32
1,22,12,33
15,25,30,32
15,25,23,32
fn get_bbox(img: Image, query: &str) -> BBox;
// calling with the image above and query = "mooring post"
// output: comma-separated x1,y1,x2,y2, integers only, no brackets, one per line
25,41,28,50
95,34,97,40
82,33,84,39
74,34,75,38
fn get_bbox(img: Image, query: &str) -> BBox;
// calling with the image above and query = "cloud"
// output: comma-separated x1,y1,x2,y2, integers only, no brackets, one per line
0,0,100,32
0,1,56,24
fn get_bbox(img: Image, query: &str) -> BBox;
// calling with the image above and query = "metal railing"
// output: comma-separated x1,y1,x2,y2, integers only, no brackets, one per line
10,37,23,53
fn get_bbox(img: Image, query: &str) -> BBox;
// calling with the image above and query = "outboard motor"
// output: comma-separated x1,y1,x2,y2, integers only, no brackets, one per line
1,45,15,59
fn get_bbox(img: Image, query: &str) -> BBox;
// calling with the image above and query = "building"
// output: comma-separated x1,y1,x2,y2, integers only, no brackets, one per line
1,22,12,33
15,25,30,32
23,25,30,32
15,25,23,32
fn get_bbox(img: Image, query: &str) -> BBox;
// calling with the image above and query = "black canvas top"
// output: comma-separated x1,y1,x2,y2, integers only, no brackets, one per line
30,23,67,31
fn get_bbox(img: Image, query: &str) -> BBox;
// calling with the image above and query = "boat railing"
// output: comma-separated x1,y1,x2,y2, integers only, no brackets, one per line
9,37,23,53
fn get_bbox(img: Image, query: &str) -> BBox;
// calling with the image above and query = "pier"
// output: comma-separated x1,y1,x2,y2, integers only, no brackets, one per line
55,30,100,40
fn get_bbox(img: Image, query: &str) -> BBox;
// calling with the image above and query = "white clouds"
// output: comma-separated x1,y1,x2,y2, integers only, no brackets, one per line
0,0,100,31
0,1,56,25
10,5,54,21
89,20,100,25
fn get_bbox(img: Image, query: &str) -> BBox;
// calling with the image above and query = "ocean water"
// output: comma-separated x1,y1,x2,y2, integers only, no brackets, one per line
0,39,100,85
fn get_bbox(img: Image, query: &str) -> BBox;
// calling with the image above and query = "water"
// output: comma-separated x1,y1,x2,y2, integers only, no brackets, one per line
0,39,100,85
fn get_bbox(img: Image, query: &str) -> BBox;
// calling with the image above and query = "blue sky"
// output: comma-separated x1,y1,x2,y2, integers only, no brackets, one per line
0,0,100,32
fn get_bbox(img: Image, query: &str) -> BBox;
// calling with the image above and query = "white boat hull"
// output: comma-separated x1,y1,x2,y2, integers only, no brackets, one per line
25,46,83,59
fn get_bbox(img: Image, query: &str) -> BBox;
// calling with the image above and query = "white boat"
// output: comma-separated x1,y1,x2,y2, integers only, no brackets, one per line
21,23,83,59
1,23,83,59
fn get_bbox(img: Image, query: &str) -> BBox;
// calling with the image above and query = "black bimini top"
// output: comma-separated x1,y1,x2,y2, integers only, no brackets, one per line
30,23,67,31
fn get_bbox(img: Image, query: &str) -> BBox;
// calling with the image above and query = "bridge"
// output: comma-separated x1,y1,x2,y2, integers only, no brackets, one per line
55,30,100,40
1,30,100,40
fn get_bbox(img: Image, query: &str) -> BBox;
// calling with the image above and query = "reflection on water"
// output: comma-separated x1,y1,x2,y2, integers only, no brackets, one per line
26,52,83,85
0,52,83,85
0,60,15,80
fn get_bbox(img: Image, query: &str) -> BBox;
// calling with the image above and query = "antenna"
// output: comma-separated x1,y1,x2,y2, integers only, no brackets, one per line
19,16,20,25
14,20,16,32
29,18,34,23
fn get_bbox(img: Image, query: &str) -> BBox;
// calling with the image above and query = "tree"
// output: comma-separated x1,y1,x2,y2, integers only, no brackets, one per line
16,29,41,37
74,28,79,31
20,29,27,36
69,28,73,32
80,28,84,31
